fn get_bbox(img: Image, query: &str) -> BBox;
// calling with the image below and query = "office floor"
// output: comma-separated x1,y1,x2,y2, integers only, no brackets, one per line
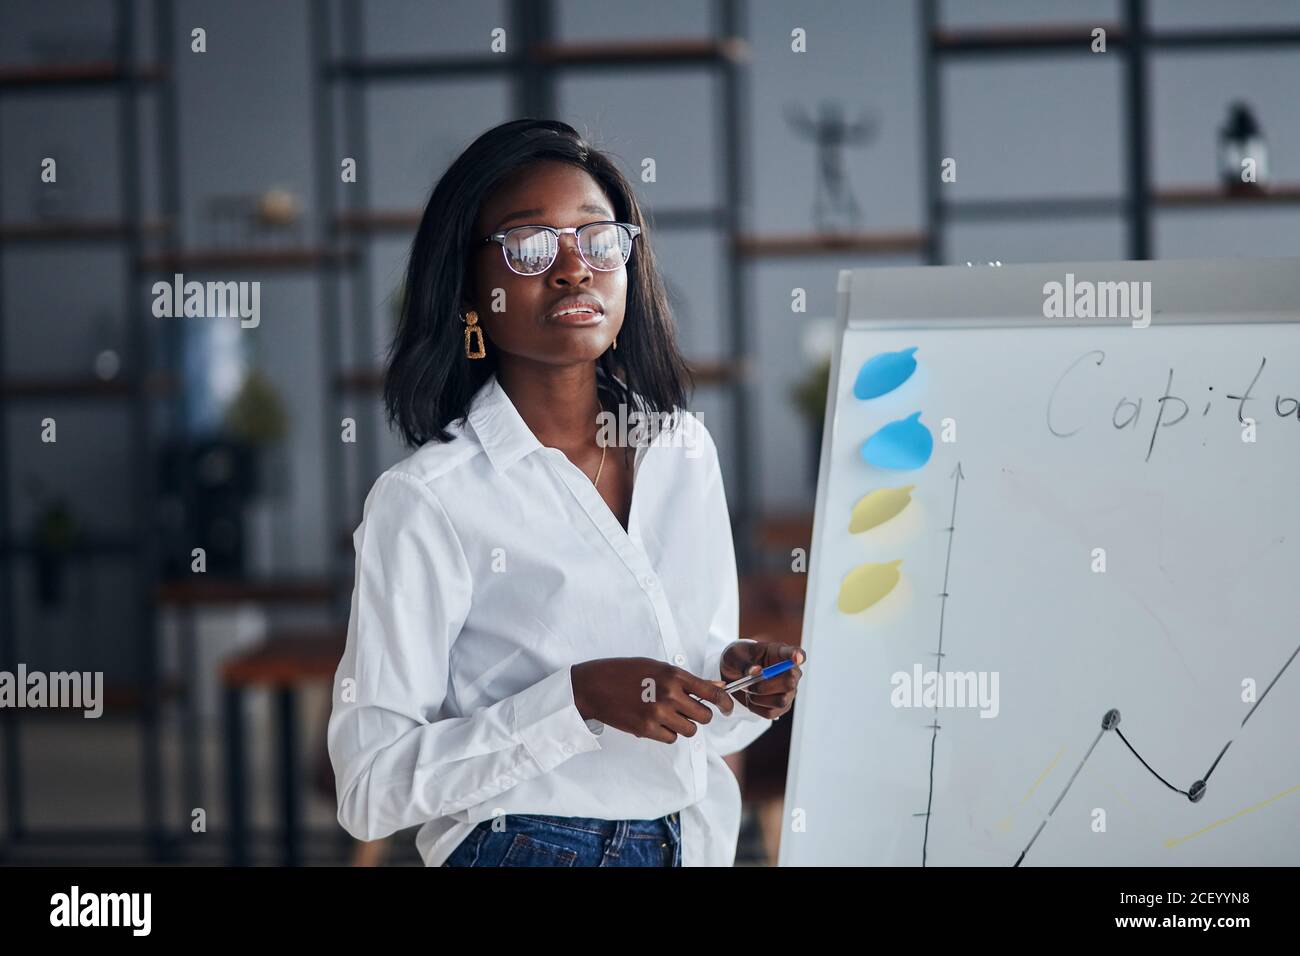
0,688,770,866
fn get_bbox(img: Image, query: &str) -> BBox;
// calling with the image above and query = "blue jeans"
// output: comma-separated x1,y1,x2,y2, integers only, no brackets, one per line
442,812,682,867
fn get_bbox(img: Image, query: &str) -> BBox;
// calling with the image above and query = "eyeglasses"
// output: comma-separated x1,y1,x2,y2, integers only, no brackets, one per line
480,221,641,276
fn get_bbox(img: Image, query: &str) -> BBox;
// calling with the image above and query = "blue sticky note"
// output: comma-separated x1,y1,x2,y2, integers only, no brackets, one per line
854,347,918,400
861,412,932,469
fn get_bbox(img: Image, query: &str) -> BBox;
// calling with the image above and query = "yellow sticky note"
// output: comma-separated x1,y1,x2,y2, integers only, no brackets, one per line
837,559,903,614
849,485,915,534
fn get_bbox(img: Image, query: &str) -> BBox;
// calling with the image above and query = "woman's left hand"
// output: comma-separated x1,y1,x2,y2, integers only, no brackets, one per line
719,641,805,720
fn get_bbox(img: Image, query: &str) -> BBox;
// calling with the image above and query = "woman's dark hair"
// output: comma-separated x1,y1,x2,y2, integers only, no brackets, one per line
384,118,693,447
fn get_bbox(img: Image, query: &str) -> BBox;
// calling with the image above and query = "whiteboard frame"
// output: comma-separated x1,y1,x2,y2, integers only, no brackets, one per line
778,256,1300,867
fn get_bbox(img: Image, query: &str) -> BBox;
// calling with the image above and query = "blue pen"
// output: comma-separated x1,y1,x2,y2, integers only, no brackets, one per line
722,657,798,693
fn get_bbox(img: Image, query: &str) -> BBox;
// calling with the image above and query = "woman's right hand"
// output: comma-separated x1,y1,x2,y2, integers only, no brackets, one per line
571,657,735,744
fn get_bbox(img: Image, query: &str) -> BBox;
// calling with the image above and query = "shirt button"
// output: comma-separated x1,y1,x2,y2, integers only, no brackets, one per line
693,738,704,751
641,574,659,590
562,743,574,755
499,776,513,786
673,654,686,666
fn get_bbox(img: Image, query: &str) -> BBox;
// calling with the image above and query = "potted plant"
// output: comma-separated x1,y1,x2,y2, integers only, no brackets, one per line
789,356,831,481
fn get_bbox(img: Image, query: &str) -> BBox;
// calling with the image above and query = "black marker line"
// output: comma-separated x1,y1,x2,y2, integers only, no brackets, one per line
1014,723,1108,867
1015,639,1300,865
1243,639,1300,729
1115,727,1189,796
921,462,963,867
1202,639,1300,785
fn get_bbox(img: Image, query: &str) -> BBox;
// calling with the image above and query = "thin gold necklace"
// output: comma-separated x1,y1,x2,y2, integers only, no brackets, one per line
592,397,608,488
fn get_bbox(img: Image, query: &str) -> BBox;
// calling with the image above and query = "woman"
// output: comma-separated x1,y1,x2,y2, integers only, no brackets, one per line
328,118,804,867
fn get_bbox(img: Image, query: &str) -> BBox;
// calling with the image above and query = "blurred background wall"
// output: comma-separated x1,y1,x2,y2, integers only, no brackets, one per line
1,0,1297,864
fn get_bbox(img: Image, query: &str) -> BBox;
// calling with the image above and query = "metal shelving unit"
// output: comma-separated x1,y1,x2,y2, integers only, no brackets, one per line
0,0,172,858
312,0,766,564
920,0,1300,265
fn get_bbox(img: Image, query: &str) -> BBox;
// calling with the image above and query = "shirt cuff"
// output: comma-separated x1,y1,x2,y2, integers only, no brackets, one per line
513,665,604,775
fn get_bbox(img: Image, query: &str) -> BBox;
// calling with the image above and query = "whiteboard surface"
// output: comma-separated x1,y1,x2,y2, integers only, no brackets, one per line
781,260,1300,867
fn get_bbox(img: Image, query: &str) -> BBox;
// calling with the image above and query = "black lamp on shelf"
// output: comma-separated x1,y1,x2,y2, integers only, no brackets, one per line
1219,101,1269,195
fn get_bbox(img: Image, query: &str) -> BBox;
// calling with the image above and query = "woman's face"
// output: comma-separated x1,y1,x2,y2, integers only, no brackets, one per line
466,160,627,369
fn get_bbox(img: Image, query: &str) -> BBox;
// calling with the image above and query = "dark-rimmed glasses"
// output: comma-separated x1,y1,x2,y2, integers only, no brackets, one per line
480,221,641,276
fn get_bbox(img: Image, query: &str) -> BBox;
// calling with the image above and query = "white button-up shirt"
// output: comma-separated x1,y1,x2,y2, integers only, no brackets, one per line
328,371,771,866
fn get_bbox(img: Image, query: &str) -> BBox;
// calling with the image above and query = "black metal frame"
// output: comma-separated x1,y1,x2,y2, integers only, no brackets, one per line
0,0,174,858
919,0,1300,265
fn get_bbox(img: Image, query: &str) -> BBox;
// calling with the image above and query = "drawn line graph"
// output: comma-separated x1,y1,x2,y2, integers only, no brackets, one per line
1013,639,1300,866
916,462,963,867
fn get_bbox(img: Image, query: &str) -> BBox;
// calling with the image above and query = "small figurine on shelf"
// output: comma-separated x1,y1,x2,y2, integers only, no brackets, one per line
1219,101,1269,195
203,187,304,249
786,100,878,234
223,367,290,575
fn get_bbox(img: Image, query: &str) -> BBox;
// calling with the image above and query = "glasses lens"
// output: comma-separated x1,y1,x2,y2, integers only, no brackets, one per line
503,226,557,275
579,223,632,271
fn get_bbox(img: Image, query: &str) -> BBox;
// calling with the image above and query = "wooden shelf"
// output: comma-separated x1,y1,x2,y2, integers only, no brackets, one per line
328,53,514,80
1153,27,1300,50
736,231,927,257
688,359,743,385
137,247,354,271
335,206,727,234
530,37,748,66
332,209,421,234
1154,184,1300,207
0,218,171,242
943,196,1124,220
0,61,164,89
935,24,1300,54
0,535,138,556
754,512,814,552
328,37,747,81
1,373,172,400
934,24,1121,53
221,631,345,687
335,368,384,393
156,577,339,606
337,358,741,393
101,678,186,711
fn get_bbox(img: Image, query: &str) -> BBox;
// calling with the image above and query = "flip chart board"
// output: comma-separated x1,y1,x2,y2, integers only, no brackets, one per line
781,258,1300,866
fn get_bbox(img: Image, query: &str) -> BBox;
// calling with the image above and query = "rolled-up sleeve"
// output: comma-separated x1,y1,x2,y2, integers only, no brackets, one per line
327,472,602,842
694,428,773,757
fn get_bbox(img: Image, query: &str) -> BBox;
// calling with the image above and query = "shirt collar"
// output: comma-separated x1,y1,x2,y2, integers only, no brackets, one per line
466,372,545,475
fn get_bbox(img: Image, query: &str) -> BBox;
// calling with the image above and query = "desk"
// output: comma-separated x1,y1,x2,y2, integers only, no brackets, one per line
220,631,343,866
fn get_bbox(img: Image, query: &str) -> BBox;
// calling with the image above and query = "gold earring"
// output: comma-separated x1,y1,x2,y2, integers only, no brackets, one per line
611,335,618,351
463,310,485,359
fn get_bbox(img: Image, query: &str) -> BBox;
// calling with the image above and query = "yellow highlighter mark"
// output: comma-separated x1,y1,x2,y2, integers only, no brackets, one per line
836,559,903,614
996,746,1067,833
849,485,915,534
1165,783,1300,849
1024,747,1067,802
